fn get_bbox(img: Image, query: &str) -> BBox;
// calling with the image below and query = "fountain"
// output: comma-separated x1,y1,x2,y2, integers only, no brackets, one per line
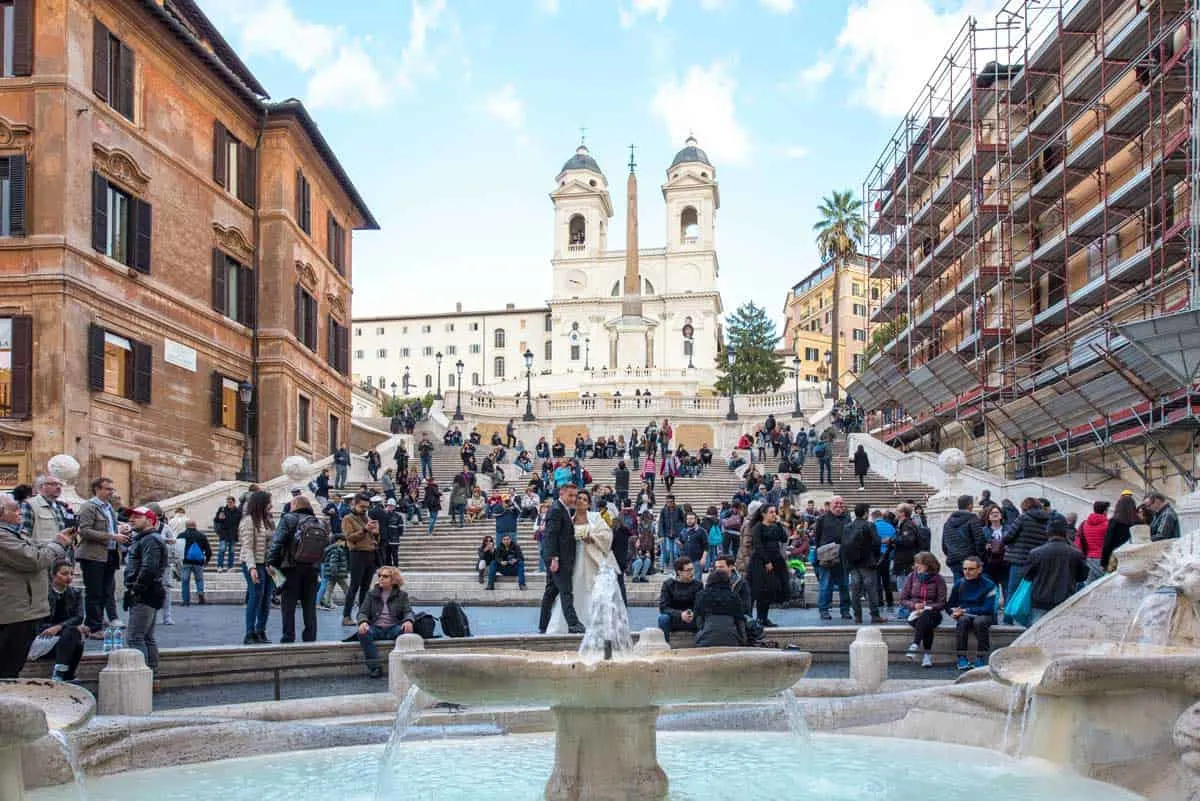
0,680,95,801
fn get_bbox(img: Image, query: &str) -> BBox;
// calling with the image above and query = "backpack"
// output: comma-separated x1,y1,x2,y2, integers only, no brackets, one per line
814,442,828,459
292,515,330,565
440,602,471,638
916,524,932,553
185,541,204,563
707,524,724,549
412,611,438,639
786,477,805,494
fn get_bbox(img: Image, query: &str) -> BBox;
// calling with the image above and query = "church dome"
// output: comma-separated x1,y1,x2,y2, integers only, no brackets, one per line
670,135,712,169
561,144,602,174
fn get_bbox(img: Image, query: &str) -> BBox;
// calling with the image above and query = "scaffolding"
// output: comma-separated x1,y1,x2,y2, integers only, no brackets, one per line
859,0,1200,493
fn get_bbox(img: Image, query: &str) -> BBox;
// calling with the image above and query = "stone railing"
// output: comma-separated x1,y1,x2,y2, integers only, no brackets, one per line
464,387,824,419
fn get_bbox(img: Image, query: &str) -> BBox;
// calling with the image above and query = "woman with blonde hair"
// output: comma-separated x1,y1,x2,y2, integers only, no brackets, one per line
899,551,947,668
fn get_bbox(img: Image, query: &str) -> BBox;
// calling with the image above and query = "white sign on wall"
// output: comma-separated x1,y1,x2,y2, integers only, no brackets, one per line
163,339,197,372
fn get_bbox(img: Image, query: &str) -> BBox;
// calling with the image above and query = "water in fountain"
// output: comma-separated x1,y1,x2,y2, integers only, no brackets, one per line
999,683,1039,757
373,685,423,800
1016,684,1038,757
47,730,86,801
779,690,812,745
578,565,633,662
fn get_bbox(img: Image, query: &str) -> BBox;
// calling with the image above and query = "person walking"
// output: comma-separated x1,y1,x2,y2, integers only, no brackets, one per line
365,449,381,482
851,445,870,490
123,507,168,674
238,490,275,645
318,534,350,610
333,445,351,490
212,496,241,572
341,495,380,626
0,494,72,678
814,440,833,485
178,520,211,605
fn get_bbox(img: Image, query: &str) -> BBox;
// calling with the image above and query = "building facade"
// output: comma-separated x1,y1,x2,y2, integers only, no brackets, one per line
0,0,375,499
859,0,1198,496
352,138,724,396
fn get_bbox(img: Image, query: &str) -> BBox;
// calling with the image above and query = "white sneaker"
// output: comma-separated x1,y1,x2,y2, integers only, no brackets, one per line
921,653,934,668
906,643,920,662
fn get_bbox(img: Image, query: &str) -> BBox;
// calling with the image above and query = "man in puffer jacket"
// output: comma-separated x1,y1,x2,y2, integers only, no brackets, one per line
941,495,986,581
1002,498,1050,615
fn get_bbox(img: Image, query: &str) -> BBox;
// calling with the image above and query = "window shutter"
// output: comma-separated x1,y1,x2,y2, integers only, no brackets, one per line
87,323,105,391
326,212,334,263
8,154,26,237
12,0,33,77
326,315,335,368
293,284,303,341
238,265,255,328
294,169,302,223
238,143,256,207
118,43,134,119
131,339,152,404
211,249,226,315
306,295,317,350
92,20,109,100
338,323,350,375
91,171,107,253
335,224,344,272
210,370,224,426
303,176,311,232
132,198,151,273
9,315,32,418
212,122,226,186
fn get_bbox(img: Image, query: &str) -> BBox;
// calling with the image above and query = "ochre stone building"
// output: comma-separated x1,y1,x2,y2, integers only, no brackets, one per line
0,0,377,500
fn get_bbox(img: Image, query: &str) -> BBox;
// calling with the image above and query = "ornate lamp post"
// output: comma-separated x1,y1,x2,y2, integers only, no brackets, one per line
725,345,738,421
453,359,465,421
584,337,590,371
682,321,695,369
824,349,833,399
390,381,397,401
236,379,254,481
522,349,535,422
435,351,444,400
792,355,802,418
403,366,411,396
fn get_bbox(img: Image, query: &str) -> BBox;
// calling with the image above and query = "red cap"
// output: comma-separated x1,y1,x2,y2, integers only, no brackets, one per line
129,506,158,526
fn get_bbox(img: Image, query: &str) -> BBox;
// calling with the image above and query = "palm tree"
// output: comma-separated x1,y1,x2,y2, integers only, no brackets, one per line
813,190,866,403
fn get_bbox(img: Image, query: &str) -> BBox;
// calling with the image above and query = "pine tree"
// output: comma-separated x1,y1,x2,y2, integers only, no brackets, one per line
715,302,785,395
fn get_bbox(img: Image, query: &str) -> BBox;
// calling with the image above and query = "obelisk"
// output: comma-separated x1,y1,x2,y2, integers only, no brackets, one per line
616,145,652,368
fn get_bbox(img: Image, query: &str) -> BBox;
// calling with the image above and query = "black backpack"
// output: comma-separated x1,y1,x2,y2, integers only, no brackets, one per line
440,602,471,638
412,611,438,639
916,524,932,553
292,515,330,565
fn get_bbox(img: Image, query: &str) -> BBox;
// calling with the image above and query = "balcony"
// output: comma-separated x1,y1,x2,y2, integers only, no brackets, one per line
566,243,586,254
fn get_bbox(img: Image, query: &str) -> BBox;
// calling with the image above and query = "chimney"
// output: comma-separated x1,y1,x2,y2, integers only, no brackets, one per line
456,302,463,312
506,303,515,311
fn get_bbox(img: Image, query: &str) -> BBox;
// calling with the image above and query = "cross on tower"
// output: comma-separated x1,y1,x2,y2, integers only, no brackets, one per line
579,126,588,146
628,143,637,173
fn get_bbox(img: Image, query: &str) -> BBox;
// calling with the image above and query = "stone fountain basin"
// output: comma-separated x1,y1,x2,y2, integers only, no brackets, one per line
991,646,1200,696
401,648,812,708
0,680,94,740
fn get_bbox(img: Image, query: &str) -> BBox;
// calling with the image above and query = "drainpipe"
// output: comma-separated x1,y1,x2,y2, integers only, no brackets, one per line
250,105,268,480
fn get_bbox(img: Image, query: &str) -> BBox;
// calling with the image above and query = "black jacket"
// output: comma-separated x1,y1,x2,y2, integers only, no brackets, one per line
40,585,84,633
1003,508,1050,567
356,585,415,627
267,508,323,570
613,467,630,494
494,540,524,566
1100,518,1133,571
694,572,747,647
124,529,166,603
541,500,577,574
814,511,849,550
942,510,986,567
852,449,870,476
842,518,881,570
658,576,702,625
609,515,632,571
213,506,241,542
892,518,920,574
180,527,212,566
1025,538,1088,610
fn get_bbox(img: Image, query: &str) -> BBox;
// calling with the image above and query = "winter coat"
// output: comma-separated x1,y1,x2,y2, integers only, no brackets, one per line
941,510,986,568
342,512,378,554
0,522,67,624
41,584,85,632
356,585,414,627
747,521,789,603
694,571,747,647
947,575,998,617
493,540,524,567
852,448,870,476
841,518,881,570
658,576,703,626
1025,538,1088,610
1150,504,1181,542
898,571,948,613
892,519,920,575
322,542,349,580
682,525,708,563
1002,508,1050,568
267,509,326,569
213,506,241,543
180,527,212,565
1100,519,1133,571
124,529,167,606
613,467,630,494
238,515,272,566
657,505,686,542
1078,513,1108,559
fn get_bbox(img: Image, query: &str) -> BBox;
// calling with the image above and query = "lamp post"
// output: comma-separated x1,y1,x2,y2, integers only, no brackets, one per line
522,349,535,422
453,359,465,421
236,379,254,481
390,381,397,401
725,345,738,421
686,336,695,369
792,355,802,418
584,337,590,371
823,350,833,399
403,367,411,396
435,352,444,400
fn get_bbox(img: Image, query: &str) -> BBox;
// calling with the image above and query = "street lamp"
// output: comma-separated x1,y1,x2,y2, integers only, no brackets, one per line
792,355,802,418
390,381,397,400
403,367,411,396
435,351,444,400
522,349,535,421
725,345,738,421
823,349,833,399
584,337,590,371
453,359,465,421
685,336,695,369
236,379,254,481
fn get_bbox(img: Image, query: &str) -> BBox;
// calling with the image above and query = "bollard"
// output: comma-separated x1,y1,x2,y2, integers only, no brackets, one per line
388,633,428,700
632,627,670,656
849,627,889,692
98,648,154,716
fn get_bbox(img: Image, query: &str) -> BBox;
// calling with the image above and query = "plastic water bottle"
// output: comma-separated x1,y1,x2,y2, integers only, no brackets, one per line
102,624,114,653
112,622,125,650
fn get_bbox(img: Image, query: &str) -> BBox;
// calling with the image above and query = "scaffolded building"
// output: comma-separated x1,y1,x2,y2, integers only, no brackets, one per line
857,0,1200,497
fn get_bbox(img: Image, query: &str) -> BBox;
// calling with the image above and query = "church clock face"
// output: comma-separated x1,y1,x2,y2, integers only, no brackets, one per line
565,269,587,291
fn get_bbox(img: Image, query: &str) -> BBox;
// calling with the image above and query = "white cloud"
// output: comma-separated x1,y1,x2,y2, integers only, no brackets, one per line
539,0,560,12
651,61,750,164
210,0,334,71
783,145,809,159
796,58,834,91
308,43,391,110
699,0,730,10
759,0,795,12
834,0,1004,116
486,84,524,129
398,0,448,91
619,0,671,27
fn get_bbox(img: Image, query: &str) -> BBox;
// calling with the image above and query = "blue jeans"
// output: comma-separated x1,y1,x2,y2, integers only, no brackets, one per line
427,509,439,534
660,537,679,571
217,540,235,569
358,623,404,668
819,458,832,484
420,455,433,479
451,503,466,526
657,613,696,643
334,464,348,488
242,563,274,635
488,560,526,586
817,565,850,615
631,557,651,578
180,564,205,603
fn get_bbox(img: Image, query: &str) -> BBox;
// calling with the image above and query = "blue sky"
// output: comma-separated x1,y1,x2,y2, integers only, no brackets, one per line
200,0,1003,330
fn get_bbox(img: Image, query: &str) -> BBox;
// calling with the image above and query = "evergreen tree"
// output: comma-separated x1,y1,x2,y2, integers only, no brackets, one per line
714,302,785,395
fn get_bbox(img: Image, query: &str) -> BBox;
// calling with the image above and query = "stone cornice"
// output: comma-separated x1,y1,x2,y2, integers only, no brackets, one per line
212,222,254,263
92,142,151,194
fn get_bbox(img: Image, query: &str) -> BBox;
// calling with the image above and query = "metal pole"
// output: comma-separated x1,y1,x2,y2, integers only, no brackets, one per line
435,360,443,400
792,369,802,418
237,401,252,480
454,383,464,420
523,367,535,421
726,373,738,421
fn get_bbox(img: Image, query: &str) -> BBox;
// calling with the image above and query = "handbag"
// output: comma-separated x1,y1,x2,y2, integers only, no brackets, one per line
1006,578,1034,627
816,542,840,567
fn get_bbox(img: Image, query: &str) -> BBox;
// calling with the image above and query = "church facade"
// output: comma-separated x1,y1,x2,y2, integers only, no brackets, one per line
352,138,725,396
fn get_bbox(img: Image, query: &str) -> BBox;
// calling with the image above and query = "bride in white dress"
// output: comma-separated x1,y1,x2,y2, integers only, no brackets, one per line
547,489,617,634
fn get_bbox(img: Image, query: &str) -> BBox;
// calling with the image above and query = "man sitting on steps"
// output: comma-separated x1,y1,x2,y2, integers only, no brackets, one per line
487,533,527,590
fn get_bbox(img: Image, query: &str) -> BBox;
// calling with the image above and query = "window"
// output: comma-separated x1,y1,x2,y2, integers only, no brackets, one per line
211,250,254,327
446,323,455,332
376,326,385,335
0,316,30,418
421,325,431,334
683,339,693,356
400,347,411,357
493,356,505,378
469,322,480,332
448,374,455,387
92,20,134,120
518,340,527,354
424,374,432,388
354,327,362,336
297,394,310,443
519,319,526,330
354,349,364,359
871,286,880,301
0,155,26,236
329,414,340,455
326,316,349,375
852,329,867,341
402,326,409,334
680,206,699,243
293,286,318,351
0,2,32,78
471,372,480,386
806,375,819,383
570,344,580,361
92,172,151,272
445,345,457,355
87,324,150,403
326,212,346,274
851,282,864,297
422,346,433,356
469,344,480,354
210,373,243,430
377,376,386,388
211,123,256,206
295,170,311,234
568,214,586,245
804,347,820,361
852,354,864,373
544,315,552,333
544,340,552,361
494,329,506,348
376,348,387,358
853,303,867,317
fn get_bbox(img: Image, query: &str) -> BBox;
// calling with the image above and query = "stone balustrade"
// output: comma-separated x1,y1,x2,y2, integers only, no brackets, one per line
464,387,824,420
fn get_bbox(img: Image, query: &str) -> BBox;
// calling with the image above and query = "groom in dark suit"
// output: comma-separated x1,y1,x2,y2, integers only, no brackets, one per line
538,482,586,634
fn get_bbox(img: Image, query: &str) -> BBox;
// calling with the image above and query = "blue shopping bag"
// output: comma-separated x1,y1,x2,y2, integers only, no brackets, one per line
1006,578,1033,627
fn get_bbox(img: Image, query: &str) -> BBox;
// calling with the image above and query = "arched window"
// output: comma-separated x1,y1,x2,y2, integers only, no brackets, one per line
568,214,586,246
494,356,505,378
680,206,699,243
611,281,621,297
448,374,455,387
494,328,506,348
643,278,655,295
424,374,432,388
